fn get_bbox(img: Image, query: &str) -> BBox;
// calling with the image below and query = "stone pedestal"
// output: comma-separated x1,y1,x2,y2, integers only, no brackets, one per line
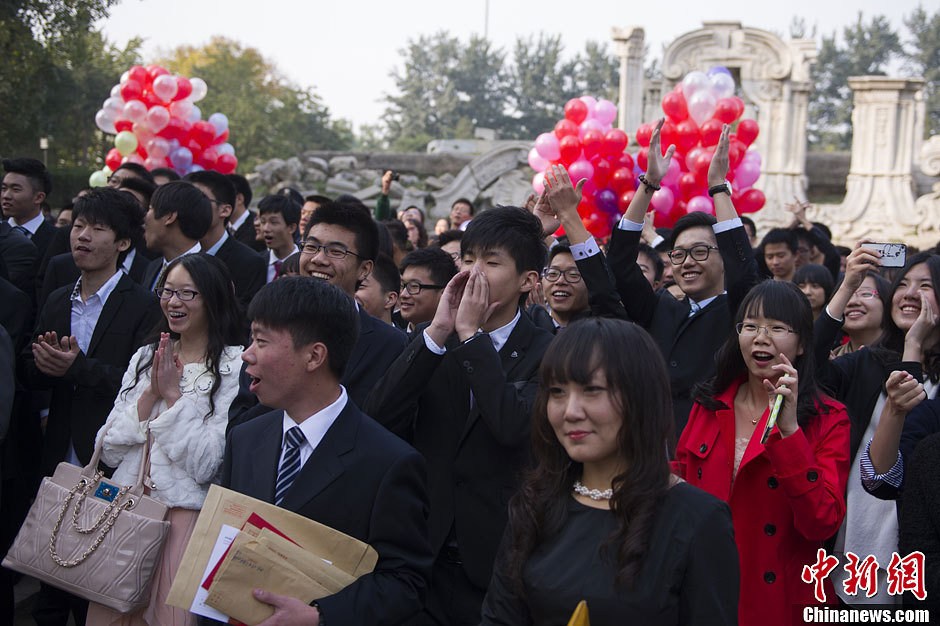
612,27,645,135
815,77,927,245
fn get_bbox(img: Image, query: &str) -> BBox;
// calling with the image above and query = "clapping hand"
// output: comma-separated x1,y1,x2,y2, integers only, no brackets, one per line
525,190,561,238
646,118,676,187
151,333,183,406
707,124,731,187
32,331,81,377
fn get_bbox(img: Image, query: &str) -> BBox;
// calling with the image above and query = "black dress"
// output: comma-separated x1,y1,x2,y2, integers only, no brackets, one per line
481,482,739,625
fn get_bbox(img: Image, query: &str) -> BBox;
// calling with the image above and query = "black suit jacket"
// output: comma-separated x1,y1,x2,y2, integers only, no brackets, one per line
0,276,32,352
211,236,266,311
37,250,151,312
0,222,39,297
233,211,266,252
229,305,407,430
29,219,55,261
606,225,759,433
223,402,432,625
20,274,162,475
364,312,553,588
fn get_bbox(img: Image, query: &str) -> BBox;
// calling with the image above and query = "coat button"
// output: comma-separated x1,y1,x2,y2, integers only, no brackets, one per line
462,360,471,367
697,467,702,479
764,571,776,583
699,443,708,453
767,476,779,489
669,360,678,367
807,470,818,482
764,523,776,536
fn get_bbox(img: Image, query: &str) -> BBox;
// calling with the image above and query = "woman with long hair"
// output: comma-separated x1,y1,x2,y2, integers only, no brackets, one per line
830,273,891,358
676,280,850,625
481,318,738,625
86,254,244,626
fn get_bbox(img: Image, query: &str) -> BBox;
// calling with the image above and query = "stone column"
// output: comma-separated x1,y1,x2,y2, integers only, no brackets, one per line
816,77,926,244
611,27,645,135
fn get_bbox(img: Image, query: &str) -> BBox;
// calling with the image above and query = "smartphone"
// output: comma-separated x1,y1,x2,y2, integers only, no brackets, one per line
861,242,907,267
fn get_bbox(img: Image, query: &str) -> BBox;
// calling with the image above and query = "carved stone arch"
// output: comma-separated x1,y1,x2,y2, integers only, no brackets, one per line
429,141,532,219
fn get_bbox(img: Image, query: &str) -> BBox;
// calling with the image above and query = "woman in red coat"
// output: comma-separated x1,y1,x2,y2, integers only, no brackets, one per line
675,280,850,626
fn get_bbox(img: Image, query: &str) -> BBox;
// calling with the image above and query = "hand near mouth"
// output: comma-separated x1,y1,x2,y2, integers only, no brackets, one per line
904,291,938,355
762,353,798,437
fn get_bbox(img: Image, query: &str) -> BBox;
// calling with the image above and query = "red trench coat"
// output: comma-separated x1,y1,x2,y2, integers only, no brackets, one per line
674,378,850,626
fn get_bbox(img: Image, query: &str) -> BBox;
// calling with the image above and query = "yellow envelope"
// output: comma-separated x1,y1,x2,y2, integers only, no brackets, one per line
567,600,590,626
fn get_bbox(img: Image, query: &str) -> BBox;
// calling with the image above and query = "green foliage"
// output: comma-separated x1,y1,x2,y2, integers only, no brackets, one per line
902,5,940,137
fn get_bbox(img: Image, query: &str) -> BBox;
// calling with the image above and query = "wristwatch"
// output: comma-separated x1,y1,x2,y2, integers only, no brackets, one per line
708,180,732,197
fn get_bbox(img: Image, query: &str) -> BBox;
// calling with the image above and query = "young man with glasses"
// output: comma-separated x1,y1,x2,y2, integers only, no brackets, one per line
539,244,590,330
397,247,457,331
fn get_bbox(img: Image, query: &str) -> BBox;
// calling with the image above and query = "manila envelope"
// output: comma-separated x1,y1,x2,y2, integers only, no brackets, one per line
167,484,378,612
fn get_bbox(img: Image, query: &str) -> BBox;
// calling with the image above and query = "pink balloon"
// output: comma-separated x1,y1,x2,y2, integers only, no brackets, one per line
578,118,603,139
528,147,549,172
123,100,147,123
534,133,561,161
734,160,761,188
146,138,170,159
532,171,546,195
152,74,179,103
568,158,594,184
125,154,145,166
145,106,170,133
685,147,704,172
594,99,617,126
662,158,681,187
686,195,714,215
650,187,675,214
580,95,598,118
144,156,168,170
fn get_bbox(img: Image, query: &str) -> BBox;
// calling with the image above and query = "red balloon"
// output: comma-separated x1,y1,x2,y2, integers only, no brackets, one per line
554,119,578,140
213,129,229,145
584,211,612,239
636,148,649,173
662,91,689,122
564,98,589,125
216,153,238,175
190,121,217,148
175,77,193,102
559,136,582,166
729,139,746,169
740,188,766,214
617,190,636,213
136,143,148,158
105,148,123,171
659,121,677,153
114,118,133,133
617,153,635,172
678,172,699,200
127,65,149,85
730,97,746,120
147,65,170,81
610,167,634,194
582,130,604,160
700,119,723,147
159,116,188,141
198,147,220,170
576,196,595,219
713,99,738,124
593,158,613,187
690,152,712,177
142,90,163,108
736,119,759,146
635,123,653,148
675,120,701,154
602,128,628,156
120,80,143,102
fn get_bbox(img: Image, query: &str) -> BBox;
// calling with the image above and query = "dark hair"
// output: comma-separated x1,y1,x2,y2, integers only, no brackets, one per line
304,194,331,206
405,218,428,249
835,245,852,258
637,243,665,282
794,263,835,304
150,167,180,182
401,205,426,224
276,186,304,208
760,228,798,253
670,212,717,248
2,157,52,195
113,162,155,185
812,222,833,243
149,181,212,242
740,215,756,235
382,219,410,256
400,247,457,287
435,229,463,248
306,202,380,261
125,254,243,419
694,280,826,427
375,221,394,259
547,244,572,264
117,176,157,209
248,277,359,380
334,195,372,218
370,253,401,294
869,252,940,381
226,174,252,207
278,251,301,276
453,197,475,216
72,188,144,268
186,170,237,208
258,194,301,227
508,318,673,591
461,206,546,276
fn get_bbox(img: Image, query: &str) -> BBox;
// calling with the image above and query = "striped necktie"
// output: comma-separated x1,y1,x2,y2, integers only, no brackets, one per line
11,225,30,238
275,426,306,506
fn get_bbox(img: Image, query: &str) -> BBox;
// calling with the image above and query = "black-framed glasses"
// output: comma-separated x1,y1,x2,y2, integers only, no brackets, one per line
301,240,362,260
667,244,719,265
735,322,796,338
542,268,582,283
401,280,445,295
154,287,200,301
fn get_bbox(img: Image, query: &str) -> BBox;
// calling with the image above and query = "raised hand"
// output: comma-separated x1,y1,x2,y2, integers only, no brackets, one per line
526,189,561,238
154,333,183,406
427,270,470,347
884,369,926,414
544,165,584,219
646,118,676,185
707,124,731,187
454,268,500,342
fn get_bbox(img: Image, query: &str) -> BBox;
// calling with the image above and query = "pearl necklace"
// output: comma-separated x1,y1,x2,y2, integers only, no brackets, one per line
572,480,613,501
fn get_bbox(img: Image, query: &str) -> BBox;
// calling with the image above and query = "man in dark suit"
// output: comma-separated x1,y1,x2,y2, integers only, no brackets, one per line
224,277,431,626
227,173,265,252
19,188,161,625
186,171,266,311
2,158,55,261
228,202,407,428
366,206,554,625
140,181,212,290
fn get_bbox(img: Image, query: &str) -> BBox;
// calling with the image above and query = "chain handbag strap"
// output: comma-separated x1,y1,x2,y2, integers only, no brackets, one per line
70,473,131,535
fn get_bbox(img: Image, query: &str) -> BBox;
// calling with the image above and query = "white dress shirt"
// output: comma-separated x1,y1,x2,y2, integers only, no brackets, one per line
280,386,348,471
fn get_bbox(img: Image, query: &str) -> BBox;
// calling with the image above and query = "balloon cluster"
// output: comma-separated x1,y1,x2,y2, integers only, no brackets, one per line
634,66,765,228
89,65,238,187
528,96,633,240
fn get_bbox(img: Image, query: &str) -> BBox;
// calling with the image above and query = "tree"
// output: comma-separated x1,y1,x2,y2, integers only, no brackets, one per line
902,5,940,137
573,41,619,102
503,34,579,139
809,13,902,150
159,37,351,168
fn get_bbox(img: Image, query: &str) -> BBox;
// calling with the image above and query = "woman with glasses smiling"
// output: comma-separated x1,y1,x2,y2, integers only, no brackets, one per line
87,254,244,625
674,280,850,626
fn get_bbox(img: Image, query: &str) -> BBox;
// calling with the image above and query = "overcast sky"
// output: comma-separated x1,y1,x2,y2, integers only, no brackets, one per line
99,0,926,131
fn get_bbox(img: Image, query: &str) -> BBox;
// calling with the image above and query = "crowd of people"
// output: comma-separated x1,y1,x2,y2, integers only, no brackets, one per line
0,116,938,626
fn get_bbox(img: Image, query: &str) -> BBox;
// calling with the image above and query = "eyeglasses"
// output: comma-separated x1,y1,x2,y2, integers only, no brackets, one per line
542,268,582,283
400,280,444,295
155,287,199,301
301,241,362,260
853,289,878,300
667,244,719,265
735,322,796,338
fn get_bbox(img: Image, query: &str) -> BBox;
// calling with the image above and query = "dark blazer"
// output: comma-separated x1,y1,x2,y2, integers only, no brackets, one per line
364,312,553,589
211,236,266,311
229,305,407,430
606,225,759,433
20,274,162,475
233,211,266,252
36,224,71,293
223,402,432,625
37,250,151,312
0,276,32,352
29,219,56,260
0,222,39,297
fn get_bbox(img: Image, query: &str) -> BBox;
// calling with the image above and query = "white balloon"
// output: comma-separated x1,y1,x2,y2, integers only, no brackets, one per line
120,70,131,85
187,105,202,123
169,99,193,120
104,97,124,115
687,91,717,126
123,100,148,123
190,77,208,102
681,71,710,98
208,112,228,136
95,109,116,134
110,84,123,99
709,72,736,100
216,142,235,156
